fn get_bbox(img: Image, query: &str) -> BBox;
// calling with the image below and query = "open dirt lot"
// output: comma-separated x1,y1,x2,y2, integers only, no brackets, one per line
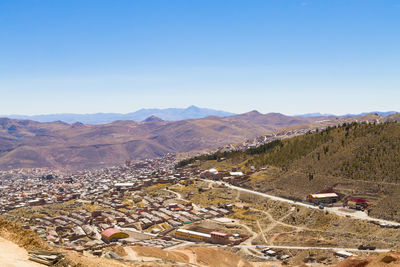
0,237,43,267
125,245,267,267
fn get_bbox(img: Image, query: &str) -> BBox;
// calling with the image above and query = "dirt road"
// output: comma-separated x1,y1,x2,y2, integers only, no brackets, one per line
232,245,391,253
0,237,43,267
204,180,400,226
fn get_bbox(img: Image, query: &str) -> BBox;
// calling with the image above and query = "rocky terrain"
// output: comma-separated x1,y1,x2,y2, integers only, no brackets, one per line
336,251,400,267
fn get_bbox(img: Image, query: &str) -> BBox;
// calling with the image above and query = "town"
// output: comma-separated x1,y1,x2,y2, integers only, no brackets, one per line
1,131,399,266
0,154,248,256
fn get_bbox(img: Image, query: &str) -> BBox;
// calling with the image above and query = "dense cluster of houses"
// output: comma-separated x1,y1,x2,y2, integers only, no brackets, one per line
0,153,239,253
0,154,178,213
211,127,321,154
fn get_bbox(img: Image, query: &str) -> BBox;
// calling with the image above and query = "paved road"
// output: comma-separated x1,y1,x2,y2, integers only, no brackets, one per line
203,180,400,226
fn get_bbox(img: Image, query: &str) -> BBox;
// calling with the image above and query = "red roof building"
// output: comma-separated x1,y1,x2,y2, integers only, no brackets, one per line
101,228,129,242
348,197,367,203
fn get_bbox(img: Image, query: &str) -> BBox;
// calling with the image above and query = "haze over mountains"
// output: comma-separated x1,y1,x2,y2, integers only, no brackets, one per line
2,106,396,124
2,106,235,124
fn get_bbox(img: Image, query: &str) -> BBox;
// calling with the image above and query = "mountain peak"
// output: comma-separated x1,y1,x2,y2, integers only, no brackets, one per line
243,110,262,116
185,105,200,111
143,115,164,122
71,122,85,128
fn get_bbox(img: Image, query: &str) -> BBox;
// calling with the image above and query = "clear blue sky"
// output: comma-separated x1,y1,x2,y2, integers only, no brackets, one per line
0,0,399,115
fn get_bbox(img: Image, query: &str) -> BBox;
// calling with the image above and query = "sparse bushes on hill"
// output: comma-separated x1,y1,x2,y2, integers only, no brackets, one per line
183,121,400,183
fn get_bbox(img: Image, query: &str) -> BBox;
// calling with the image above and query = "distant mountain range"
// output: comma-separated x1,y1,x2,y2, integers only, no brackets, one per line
0,111,322,170
2,108,396,124
1,106,235,124
298,111,397,118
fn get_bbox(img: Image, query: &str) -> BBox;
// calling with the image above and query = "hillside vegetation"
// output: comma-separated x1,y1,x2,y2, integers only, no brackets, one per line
247,121,400,183
187,122,400,183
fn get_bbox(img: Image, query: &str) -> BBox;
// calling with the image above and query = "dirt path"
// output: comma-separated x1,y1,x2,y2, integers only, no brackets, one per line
0,237,43,267
232,222,263,257
257,220,268,244
269,231,298,245
250,207,301,242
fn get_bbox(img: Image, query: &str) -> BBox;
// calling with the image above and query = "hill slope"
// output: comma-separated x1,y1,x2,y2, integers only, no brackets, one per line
188,121,400,221
190,121,400,182
246,121,400,182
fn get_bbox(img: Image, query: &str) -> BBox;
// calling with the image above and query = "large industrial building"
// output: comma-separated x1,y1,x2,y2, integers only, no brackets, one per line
175,228,233,244
306,192,339,205
175,229,211,242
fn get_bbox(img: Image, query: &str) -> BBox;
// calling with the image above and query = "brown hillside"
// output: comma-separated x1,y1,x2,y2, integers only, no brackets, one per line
335,251,400,267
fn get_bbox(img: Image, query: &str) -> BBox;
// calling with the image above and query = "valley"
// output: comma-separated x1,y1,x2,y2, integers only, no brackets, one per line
0,111,337,170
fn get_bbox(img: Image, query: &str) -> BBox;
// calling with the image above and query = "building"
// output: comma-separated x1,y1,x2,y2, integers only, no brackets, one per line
229,172,243,176
175,229,210,242
101,228,129,242
210,231,229,244
347,197,368,210
114,183,135,191
334,251,353,258
306,193,339,205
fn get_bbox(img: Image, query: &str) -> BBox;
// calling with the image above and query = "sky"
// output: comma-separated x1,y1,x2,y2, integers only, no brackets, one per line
0,0,399,116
